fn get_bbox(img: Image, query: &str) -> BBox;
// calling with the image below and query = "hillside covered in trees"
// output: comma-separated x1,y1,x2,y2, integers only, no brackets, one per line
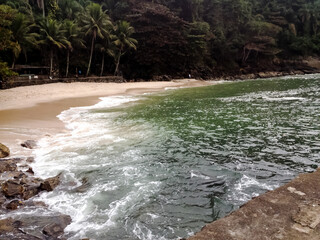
1,0,320,80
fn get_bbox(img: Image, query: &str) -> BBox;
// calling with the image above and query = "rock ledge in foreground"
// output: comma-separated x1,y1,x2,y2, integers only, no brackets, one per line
187,168,320,240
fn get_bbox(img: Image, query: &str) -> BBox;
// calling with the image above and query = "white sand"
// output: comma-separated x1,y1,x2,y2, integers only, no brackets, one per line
0,80,210,111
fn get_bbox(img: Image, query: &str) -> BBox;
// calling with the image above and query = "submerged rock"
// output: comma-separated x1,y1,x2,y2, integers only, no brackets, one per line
0,215,71,239
26,157,35,163
43,223,66,238
0,143,10,158
21,140,37,149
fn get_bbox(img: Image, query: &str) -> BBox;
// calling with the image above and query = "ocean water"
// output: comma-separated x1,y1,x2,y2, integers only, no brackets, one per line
27,75,320,239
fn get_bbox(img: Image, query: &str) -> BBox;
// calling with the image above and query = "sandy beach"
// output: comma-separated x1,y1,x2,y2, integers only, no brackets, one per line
0,79,212,155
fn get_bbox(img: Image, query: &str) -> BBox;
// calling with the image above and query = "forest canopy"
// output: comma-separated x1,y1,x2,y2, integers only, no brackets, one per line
1,0,320,79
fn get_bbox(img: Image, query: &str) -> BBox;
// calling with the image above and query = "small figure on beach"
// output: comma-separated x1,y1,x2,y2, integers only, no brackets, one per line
188,73,191,79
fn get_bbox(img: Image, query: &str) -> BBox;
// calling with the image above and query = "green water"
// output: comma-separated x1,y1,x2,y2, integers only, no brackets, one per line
119,75,320,221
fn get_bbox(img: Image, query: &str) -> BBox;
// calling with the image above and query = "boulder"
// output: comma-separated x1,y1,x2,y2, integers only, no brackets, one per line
23,185,41,200
2,180,24,198
40,174,61,192
0,160,17,173
21,140,37,149
0,143,10,158
26,167,34,175
6,200,23,210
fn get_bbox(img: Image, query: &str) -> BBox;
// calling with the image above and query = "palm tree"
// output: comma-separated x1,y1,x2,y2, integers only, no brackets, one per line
58,0,83,20
5,0,34,20
63,20,85,77
39,19,70,76
11,13,39,68
113,20,137,76
80,3,112,76
96,35,115,76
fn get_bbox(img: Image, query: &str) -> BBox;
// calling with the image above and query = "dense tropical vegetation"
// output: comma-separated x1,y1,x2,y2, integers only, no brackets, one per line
1,0,320,80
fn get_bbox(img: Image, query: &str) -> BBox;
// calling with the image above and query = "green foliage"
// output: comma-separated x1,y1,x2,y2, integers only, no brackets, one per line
11,13,39,66
0,61,17,81
38,19,70,75
80,2,112,76
113,20,137,75
0,4,17,51
1,0,320,79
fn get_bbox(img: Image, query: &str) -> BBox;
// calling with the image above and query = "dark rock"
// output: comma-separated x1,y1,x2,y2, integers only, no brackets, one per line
21,140,37,149
13,171,27,180
6,199,24,210
0,218,42,239
40,174,61,192
23,185,41,200
0,160,17,173
0,143,10,158
26,167,34,175
17,214,72,239
2,180,24,197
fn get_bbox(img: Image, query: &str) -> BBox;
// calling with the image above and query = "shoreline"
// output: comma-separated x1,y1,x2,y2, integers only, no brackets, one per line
0,79,212,155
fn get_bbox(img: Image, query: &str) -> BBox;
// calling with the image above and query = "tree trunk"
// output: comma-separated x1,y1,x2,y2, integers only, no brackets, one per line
41,0,45,17
114,50,122,76
12,54,15,69
100,53,105,76
50,49,53,76
86,34,95,77
66,50,70,77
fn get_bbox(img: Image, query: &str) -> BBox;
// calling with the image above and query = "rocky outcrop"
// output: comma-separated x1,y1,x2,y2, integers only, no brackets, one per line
0,143,10,158
40,174,61,192
0,145,71,239
187,168,320,240
1,170,61,201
